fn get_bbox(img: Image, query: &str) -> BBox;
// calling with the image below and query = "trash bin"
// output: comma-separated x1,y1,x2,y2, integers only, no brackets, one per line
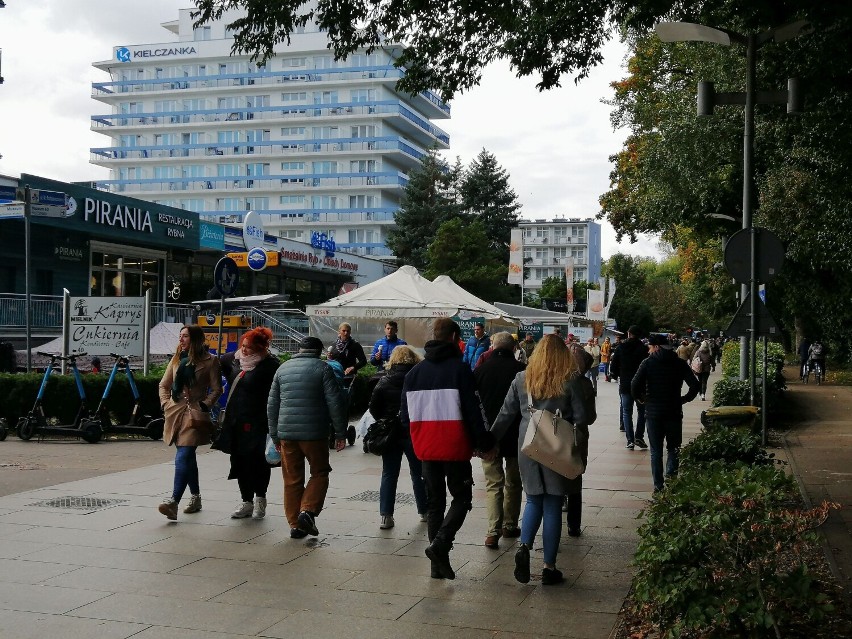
700,405,760,432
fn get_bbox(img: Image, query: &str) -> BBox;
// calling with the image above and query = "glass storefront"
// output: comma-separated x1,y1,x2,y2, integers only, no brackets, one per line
89,245,163,300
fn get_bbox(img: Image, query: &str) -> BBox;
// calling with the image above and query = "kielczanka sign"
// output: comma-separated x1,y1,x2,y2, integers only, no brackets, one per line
69,296,145,357
21,174,199,250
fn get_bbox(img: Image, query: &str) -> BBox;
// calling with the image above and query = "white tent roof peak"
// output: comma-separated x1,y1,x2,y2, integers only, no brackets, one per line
431,275,513,320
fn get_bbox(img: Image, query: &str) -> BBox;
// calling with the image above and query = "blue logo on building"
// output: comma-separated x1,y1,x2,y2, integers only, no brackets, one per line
116,47,131,63
310,232,336,257
247,247,268,272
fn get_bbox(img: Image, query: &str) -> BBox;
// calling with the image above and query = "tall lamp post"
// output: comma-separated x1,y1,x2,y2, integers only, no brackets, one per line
655,21,807,399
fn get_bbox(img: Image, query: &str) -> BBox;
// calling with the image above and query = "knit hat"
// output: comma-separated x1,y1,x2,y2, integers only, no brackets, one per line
299,337,324,353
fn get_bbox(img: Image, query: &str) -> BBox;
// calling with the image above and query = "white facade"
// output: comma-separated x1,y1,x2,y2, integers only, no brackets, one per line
518,218,602,293
89,8,450,260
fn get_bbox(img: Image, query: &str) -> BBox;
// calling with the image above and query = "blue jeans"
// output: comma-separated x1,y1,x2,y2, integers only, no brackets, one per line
380,438,427,516
172,446,199,502
645,417,683,492
586,366,599,391
520,493,563,566
620,393,646,444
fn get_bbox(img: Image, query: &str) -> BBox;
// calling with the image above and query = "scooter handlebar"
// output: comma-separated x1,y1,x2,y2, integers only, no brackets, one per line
110,353,133,360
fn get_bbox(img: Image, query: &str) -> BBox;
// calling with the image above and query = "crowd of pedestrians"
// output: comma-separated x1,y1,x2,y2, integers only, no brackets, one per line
154,317,720,582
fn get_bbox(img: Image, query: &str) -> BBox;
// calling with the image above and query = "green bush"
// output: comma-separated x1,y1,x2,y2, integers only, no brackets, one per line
634,461,835,638
0,371,163,426
680,425,775,468
714,340,785,409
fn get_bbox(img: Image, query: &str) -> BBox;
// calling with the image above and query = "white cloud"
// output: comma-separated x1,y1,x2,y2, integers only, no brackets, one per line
0,1,661,261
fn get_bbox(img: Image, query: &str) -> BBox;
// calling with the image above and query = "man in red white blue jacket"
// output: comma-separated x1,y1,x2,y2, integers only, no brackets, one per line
400,317,496,580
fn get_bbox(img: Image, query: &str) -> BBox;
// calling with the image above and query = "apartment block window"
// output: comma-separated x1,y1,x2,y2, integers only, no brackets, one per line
246,129,270,142
217,164,240,177
312,161,337,174
281,127,305,137
181,199,205,212
218,130,239,144
535,248,548,261
216,198,242,211
311,196,337,209
572,225,586,241
313,91,339,105
553,247,568,259
351,89,376,103
245,197,269,210
349,195,376,208
281,162,305,171
523,228,532,238
523,248,532,259
183,98,207,112
350,160,376,173
534,268,548,280
351,125,376,138
283,57,307,67
282,91,307,102
245,163,270,176
193,26,211,41
182,165,204,178
280,195,304,205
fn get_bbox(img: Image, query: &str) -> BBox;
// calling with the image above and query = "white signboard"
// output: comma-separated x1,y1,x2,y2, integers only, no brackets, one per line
507,228,523,285
242,210,265,250
69,296,145,356
587,289,606,320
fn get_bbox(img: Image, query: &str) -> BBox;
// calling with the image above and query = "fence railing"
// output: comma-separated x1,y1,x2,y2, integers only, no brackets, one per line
0,294,63,329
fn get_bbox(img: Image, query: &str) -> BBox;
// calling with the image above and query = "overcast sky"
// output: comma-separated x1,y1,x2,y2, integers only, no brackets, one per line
0,0,661,260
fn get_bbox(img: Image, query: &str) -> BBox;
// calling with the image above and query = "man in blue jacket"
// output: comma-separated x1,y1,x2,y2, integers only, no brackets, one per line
369,320,407,368
631,333,700,493
401,317,496,580
462,322,490,371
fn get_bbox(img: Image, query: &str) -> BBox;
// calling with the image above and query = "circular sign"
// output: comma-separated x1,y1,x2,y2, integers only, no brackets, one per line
723,227,785,285
213,256,240,297
247,247,268,272
242,210,265,251
206,314,216,325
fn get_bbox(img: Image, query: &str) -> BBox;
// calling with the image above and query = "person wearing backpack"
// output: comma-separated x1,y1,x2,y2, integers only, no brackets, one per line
692,341,714,401
807,340,827,376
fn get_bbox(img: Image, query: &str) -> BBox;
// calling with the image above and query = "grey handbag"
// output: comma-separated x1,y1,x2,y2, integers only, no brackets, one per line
521,406,586,479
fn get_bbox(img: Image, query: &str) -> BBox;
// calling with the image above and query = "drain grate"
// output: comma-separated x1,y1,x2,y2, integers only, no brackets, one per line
28,496,128,510
347,490,416,506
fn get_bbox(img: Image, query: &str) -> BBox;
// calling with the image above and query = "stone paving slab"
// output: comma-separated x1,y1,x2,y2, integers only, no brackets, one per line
0,369,715,637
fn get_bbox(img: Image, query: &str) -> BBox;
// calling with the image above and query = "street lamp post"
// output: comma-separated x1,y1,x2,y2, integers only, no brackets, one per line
655,20,807,402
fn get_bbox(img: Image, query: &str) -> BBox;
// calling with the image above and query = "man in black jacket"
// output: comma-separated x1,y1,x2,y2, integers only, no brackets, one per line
631,334,700,492
474,331,525,549
609,325,649,450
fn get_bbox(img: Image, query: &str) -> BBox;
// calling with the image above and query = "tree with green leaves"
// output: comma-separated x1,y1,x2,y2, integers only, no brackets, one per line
386,149,459,270
424,218,514,302
459,149,522,267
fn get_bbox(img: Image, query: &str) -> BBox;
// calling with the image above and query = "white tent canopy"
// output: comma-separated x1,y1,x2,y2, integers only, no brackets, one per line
306,266,516,348
306,266,511,320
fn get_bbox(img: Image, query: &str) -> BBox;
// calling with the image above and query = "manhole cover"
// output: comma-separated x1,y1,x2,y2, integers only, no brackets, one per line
347,490,416,505
28,496,128,510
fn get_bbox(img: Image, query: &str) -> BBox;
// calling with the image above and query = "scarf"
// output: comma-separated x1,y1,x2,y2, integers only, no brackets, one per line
334,337,349,356
235,349,262,371
171,352,197,401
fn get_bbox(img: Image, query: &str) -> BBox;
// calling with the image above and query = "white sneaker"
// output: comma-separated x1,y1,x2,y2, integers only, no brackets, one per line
231,501,253,519
419,513,428,523
183,494,202,514
379,514,395,529
252,497,267,519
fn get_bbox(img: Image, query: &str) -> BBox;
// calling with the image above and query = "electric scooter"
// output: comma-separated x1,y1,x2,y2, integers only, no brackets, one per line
16,351,102,443
82,353,163,439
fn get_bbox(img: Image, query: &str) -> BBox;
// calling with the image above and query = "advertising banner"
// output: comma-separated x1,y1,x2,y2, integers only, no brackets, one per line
69,296,145,356
587,289,606,320
565,257,575,312
452,316,486,342
508,229,523,285
518,321,543,340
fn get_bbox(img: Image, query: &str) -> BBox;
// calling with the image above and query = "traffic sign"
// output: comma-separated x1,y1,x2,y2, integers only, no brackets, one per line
29,189,66,206
30,204,68,218
0,185,20,202
213,256,239,297
0,202,25,219
724,227,785,285
247,247,268,271
725,292,781,338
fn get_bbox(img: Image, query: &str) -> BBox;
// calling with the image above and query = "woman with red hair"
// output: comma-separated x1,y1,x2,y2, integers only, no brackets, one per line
219,327,280,519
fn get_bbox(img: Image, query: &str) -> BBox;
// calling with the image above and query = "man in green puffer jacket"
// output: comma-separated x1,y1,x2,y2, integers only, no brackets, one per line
267,336,347,539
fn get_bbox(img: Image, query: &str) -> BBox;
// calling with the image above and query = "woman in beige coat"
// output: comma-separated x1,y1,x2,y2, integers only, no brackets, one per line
157,325,222,520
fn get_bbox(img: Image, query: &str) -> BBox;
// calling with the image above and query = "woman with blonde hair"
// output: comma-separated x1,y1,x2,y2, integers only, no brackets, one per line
490,334,596,585
369,345,428,529
157,325,222,520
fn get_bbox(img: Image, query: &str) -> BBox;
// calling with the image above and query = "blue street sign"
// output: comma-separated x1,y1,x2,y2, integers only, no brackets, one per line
0,186,18,201
30,189,66,206
247,247,268,272
213,256,239,297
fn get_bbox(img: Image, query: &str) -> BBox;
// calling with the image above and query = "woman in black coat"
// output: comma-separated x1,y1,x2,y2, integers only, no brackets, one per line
369,345,427,530
219,327,280,520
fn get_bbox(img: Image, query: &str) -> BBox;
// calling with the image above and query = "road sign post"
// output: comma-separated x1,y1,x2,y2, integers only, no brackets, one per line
213,257,240,355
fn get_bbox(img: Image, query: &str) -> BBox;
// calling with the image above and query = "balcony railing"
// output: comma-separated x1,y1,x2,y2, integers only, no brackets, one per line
91,101,451,147
91,136,427,164
96,171,409,194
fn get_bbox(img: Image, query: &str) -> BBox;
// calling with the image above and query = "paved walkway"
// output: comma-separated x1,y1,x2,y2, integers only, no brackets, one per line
0,369,712,639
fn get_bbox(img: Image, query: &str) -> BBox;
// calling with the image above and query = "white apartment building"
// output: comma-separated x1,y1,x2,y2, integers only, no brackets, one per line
90,8,450,259
519,218,602,294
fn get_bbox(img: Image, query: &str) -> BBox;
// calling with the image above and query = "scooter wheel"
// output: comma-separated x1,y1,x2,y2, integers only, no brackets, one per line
346,424,356,446
81,422,102,444
145,418,164,440
17,417,35,441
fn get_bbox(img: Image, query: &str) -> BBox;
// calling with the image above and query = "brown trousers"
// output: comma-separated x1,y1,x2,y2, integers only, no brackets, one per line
280,439,332,528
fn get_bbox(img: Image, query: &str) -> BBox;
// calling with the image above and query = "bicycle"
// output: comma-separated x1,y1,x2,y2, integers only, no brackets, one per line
803,359,824,386
812,360,823,385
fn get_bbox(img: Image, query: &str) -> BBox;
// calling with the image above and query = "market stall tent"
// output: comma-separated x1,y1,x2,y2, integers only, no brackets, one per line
306,266,516,348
